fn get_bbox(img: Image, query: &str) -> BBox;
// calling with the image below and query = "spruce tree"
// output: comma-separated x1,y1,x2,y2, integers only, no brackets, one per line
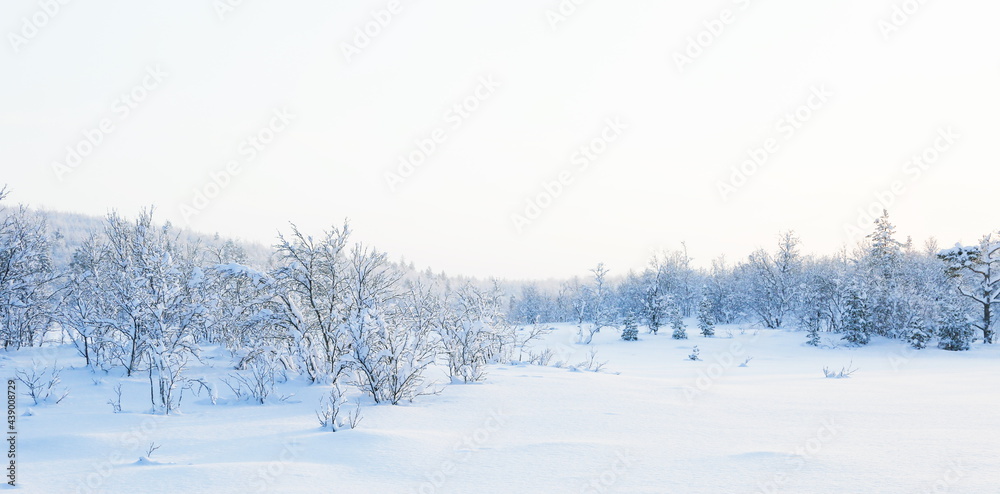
906,315,932,349
670,302,687,339
697,297,715,337
860,210,907,338
842,288,871,346
938,303,974,351
621,313,638,341
805,309,822,347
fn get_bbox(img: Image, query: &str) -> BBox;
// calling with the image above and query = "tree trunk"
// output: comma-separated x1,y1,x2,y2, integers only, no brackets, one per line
983,303,993,344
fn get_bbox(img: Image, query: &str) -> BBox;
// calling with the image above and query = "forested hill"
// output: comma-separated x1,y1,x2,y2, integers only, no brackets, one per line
25,208,274,268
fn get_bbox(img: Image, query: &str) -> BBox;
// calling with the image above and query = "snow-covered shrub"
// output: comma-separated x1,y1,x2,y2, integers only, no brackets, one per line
526,348,554,366
316,383,362,432
15,362,68,405
440,318,492,383
823,361,857,378
107,383,123,412
438,282,514,383
347,307,436,404
513,319,549,361
185,378,218,405
223,357,277,405
150,342,198,415
571,348,606,372
687,346,700,361
144,443,161,459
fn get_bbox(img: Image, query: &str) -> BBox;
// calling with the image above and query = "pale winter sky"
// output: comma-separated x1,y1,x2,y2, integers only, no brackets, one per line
1,1,998,279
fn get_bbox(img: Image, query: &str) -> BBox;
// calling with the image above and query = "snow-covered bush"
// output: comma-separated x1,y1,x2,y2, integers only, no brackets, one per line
570,348,606,372
224,356,278,405
823,361,857,378
438,282,514,383
341,247,438,404
526,348,554,366
440,318,493,383
513,319,549,362
107,383,123,413
15,362,68,405
347,306,436,404
316,383,361,432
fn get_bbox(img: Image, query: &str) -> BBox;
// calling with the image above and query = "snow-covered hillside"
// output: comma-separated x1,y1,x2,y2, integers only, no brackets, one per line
10,322,997,493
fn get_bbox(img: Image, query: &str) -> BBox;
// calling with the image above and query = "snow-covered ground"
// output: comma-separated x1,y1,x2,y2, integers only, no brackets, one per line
8,322,999,493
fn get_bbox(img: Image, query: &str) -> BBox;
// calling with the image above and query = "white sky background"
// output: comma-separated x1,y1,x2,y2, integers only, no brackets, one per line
1,0,998,279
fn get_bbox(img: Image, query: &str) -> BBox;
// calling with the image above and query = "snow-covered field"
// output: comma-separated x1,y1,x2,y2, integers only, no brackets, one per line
9,322,999,493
